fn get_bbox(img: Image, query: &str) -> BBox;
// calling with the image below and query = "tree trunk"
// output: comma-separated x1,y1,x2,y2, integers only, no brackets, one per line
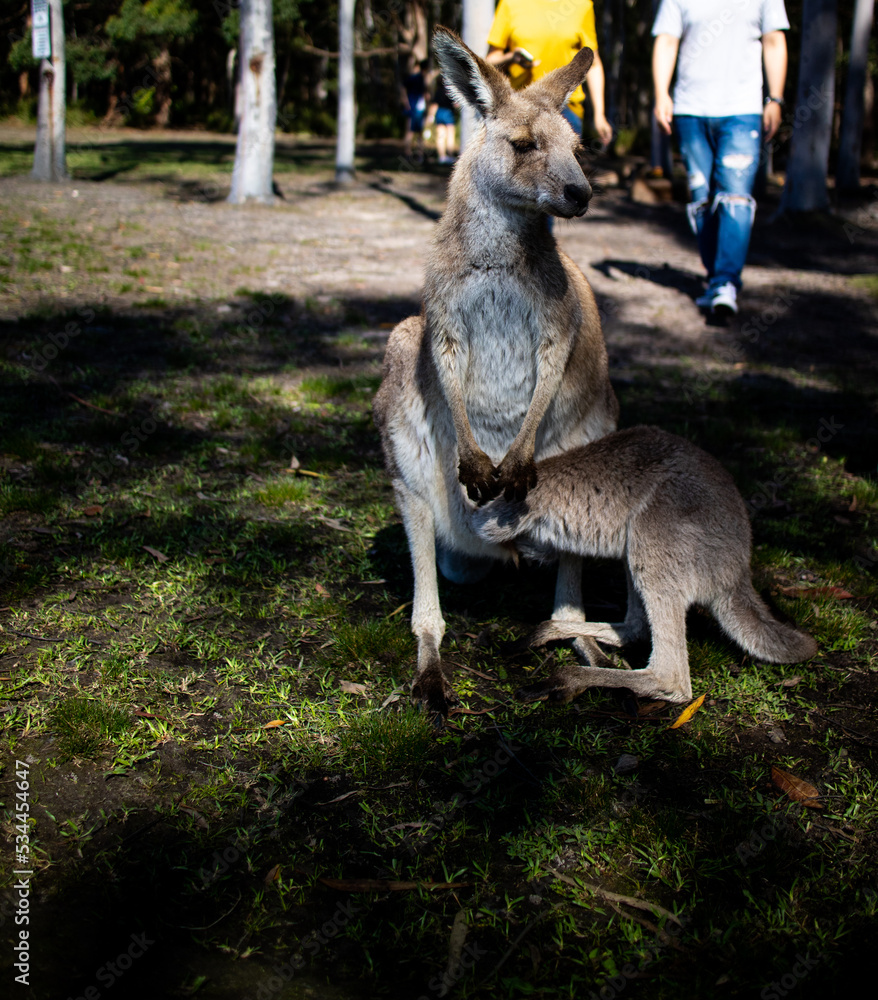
32,0,68,182
154,46,173,128
228,0,277,204
779,0,837,213
836,0,875,193
459,0,495,151
335,0,357,184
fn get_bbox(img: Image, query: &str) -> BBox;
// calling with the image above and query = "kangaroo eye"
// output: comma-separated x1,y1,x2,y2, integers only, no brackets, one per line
510,138,537,153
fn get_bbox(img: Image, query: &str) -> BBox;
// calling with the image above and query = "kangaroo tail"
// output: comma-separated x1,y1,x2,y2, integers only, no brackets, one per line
713,580,818,664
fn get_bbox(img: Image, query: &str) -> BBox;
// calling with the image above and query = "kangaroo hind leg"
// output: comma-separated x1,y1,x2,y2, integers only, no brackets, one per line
395,481,459,722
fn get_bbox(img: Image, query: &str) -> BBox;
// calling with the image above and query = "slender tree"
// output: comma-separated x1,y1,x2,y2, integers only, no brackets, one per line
779,0,837,213
459,0,495,150
228,0,277,204
32,0,68,182
335,0,356,183
836,0,875,194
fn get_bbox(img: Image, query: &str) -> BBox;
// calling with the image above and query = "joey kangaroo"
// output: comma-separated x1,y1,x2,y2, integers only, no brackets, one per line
471,426,818,704
373,27,618,720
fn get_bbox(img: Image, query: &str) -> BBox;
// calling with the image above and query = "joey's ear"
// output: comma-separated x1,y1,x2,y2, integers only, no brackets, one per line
531,46,594,110
433,26,508,117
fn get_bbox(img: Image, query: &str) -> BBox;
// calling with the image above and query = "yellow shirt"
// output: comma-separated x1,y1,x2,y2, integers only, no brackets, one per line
487,0,599,118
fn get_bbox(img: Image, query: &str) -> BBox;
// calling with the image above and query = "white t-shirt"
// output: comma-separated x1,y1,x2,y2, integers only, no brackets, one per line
653,0,789,117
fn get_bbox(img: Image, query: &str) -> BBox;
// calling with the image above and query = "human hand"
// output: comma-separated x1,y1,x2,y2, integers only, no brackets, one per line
654,93,674,135
593,113,613,149
511,47,538,68
762,101,782,142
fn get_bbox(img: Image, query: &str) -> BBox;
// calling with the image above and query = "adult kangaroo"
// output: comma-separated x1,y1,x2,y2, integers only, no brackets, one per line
373,27,618,721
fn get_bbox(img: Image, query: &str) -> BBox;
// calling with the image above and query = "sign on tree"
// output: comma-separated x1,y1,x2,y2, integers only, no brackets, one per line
31,0,51,60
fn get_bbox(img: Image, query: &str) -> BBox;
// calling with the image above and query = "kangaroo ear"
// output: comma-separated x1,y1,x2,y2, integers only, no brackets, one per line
433,26,508,117
531,46,595,110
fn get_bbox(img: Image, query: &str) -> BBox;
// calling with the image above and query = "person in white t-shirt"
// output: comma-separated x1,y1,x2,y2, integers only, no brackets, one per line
652,0,789,316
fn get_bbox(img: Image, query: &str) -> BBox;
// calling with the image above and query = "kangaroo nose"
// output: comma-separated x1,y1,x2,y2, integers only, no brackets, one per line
564,182,592,213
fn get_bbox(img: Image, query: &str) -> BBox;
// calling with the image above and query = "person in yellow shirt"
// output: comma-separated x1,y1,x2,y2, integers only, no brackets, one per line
486,0,613,146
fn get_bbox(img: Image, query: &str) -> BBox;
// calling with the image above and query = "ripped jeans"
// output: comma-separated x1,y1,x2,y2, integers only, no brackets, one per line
675,115,762,292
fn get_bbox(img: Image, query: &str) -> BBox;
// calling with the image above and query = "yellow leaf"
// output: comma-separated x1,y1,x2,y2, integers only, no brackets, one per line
263,720,287,728
668,694,706,729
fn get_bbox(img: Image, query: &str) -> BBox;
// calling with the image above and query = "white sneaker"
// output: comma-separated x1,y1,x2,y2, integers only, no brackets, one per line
710,283,738,315
695,283,738,315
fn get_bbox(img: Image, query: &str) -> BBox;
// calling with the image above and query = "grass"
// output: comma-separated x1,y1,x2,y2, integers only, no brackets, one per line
0,142,877,999
49,696,133,759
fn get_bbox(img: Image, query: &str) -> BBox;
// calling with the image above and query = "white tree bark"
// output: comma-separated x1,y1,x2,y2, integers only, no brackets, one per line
779,0,837,213
459,0,496,151
836,0,875,193
228,0,276,204
32,0,68,182
335,0,357,183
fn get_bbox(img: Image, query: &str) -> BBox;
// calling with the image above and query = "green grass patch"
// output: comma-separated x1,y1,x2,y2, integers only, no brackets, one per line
49,697,133,759
850,273,878,297
339,707,433,777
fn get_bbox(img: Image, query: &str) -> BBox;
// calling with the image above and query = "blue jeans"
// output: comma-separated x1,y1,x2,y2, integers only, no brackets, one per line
675,115,762,292
561,105,582,135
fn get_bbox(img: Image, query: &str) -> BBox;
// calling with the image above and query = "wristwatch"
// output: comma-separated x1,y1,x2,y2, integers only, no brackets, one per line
764,96,784,107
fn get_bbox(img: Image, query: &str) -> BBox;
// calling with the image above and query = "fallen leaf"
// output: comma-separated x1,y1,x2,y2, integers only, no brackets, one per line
316,514,352,532
317,877,472,893
780,676,802,688
83,505,103,517
668,694,706,729
30,526,56,535
142,545,168,563
289,455,301,470
340,680,368,696
264,864,281,884
145,285,164,293
314,583,329,597
779,586,853,600
263,720,287,728
637,700,668,717
771,767,823,808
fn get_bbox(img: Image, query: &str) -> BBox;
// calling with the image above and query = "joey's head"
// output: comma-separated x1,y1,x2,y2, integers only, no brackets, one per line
434,27,593,220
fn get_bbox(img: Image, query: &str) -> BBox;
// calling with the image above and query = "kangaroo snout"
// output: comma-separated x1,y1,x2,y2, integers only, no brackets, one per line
563,181,592,216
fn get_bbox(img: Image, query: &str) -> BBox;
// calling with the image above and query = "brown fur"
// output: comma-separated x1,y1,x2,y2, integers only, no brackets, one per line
373,28,618,720
472,426,818,704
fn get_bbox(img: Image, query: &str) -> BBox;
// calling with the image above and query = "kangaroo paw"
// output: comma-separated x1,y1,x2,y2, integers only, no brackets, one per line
458,451,500,505
516,667,590,704
411,662,460,727
495,456,538,502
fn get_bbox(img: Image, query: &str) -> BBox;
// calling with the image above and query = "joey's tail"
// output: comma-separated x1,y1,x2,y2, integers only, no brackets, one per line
712,580,818,663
